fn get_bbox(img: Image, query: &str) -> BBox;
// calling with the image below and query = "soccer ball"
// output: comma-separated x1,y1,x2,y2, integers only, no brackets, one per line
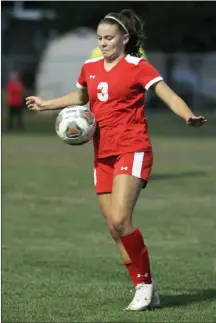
55,106,96,145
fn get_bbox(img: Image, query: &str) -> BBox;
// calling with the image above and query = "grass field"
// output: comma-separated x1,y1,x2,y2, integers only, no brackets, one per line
2,113,216,322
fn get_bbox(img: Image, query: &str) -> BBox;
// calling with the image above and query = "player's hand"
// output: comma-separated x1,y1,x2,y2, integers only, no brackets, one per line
25,96,44,111
186,116,207,127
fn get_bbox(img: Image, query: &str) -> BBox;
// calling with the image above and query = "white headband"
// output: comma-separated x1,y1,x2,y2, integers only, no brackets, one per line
105,15,129,35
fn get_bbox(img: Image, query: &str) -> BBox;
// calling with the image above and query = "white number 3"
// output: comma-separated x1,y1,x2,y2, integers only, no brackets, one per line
97,82,109,102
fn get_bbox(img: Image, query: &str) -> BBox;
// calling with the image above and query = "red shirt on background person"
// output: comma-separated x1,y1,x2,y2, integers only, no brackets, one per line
5,71,24,108
5,71,25,130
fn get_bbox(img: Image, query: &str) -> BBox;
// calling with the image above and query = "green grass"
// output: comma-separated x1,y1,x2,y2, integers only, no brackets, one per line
2,113,216,322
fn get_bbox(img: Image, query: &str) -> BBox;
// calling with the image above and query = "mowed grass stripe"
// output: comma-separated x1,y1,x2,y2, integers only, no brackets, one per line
2,131,216,322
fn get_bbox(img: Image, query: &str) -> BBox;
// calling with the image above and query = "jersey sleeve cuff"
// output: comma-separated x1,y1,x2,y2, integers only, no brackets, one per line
145,76,163,90
76,82,87,89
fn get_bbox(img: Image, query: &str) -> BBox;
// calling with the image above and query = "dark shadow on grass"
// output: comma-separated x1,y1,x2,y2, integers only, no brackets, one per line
160,288,216,308
150,170,206,181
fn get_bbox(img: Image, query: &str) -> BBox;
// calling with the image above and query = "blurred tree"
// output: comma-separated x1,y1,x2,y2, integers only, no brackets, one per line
2,1,215,52
143,2,216,52
49,1,216,52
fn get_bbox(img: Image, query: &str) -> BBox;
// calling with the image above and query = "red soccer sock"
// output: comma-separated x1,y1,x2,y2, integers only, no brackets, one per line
124,261,140,286
120,228,152,285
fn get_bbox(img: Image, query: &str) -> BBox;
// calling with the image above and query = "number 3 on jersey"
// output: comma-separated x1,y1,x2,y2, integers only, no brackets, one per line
97,82,109,102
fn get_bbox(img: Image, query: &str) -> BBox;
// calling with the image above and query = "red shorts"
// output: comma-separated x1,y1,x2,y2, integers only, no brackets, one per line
94,151,153,194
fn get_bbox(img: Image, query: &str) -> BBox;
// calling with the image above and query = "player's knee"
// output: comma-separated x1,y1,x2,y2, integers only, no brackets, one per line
110,213,129,235
108,223,119,241
106,218,119,241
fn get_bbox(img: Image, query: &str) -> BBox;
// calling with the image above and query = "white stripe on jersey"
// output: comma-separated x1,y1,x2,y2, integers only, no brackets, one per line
145,76,163,90
84,57,104,64
76,82,86,89
125,54,143,65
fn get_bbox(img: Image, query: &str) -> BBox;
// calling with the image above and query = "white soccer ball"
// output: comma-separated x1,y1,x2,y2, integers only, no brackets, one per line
55,106,96,145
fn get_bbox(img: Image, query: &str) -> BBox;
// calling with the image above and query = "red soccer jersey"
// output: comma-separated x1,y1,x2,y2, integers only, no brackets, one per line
77,54,163,158
5,80,24,106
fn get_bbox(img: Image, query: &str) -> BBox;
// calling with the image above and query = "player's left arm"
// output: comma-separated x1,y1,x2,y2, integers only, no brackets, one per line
152,81,207,127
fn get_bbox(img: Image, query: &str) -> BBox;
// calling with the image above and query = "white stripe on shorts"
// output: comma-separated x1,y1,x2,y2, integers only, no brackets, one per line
93,167,97,185
132,152,145,178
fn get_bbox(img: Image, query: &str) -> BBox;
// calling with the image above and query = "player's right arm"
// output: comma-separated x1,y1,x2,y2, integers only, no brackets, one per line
26,88,89,112
26,63,89,112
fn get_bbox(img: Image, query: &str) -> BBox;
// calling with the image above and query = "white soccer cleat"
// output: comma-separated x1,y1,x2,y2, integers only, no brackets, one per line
126,279,160,311
148,291,160,309
125,282,153,311
148,279,160,309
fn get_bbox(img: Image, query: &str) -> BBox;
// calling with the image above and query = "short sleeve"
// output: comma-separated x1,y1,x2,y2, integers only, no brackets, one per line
76,65,87,89
138,60,163,90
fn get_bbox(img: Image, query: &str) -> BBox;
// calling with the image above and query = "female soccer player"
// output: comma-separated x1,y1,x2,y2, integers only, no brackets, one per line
26,9,206,311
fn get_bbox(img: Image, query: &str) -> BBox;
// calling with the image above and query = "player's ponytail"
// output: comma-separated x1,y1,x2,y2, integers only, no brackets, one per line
119,9,145,57
100,8,145,57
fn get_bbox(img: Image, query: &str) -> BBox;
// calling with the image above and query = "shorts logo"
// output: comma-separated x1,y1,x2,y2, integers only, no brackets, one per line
121,166,128,171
